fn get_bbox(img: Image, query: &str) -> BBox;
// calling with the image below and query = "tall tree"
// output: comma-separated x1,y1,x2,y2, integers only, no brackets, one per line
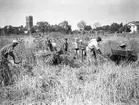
59,21,72,34
110,23,121,33
102,25,110,32
77,20,86,31
93,22,101,29
30,25,38,34
36,21,50,34
84,25,92,31
50,25,63,32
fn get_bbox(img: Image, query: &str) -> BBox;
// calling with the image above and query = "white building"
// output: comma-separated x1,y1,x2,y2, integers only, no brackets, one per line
127,21,139,33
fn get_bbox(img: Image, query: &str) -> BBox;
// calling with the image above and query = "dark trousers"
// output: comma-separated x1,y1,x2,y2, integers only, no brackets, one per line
87,48,98,65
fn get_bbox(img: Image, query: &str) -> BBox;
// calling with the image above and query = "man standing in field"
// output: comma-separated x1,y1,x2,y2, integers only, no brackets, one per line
0,40,21,86
47,39,57,52
86,36,102,65
47,39,54,52
79,40,86,61
51,40,57,51
63,38,69,53
72,38,80,59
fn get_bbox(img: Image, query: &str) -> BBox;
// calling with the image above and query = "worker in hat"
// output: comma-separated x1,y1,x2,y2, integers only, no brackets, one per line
0,40,22,65
86,36,102,65
0,40,21,86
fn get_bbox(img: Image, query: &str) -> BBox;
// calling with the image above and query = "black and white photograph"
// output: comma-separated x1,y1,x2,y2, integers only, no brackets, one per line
0,0,139,105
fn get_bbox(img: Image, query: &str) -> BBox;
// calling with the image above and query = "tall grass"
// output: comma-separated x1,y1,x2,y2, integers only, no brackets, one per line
1,63,139,105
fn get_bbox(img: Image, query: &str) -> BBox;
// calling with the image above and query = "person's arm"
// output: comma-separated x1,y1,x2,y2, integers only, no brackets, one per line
66,42,69,50
9,52,21,64
97,49,102,54
95,42,102,54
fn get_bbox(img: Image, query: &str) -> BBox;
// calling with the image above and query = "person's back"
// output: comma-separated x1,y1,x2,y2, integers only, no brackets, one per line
52,42,57,51
73,42,79,49
87,39,99,51
73,38,80,49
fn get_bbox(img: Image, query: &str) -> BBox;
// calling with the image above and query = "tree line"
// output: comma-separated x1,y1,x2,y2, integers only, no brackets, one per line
0,25,24,36
0,20,131,36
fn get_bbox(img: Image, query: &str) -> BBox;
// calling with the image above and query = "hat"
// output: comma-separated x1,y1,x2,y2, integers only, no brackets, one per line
120,43,126,48
12,40,18,44
79,40,83,43
96,36,102,42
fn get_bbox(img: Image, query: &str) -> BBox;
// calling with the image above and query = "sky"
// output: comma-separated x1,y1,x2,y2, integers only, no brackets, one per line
0,0,139,29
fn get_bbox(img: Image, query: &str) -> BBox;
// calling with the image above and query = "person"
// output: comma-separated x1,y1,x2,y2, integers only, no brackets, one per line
86,36,102,65
47,39,54,52
0,40,21,65
47,39,57,52
45,38,49,51
72,38,80,59
51,41,57,51
63,38,69,53
79,40,86,61
0,40,21,86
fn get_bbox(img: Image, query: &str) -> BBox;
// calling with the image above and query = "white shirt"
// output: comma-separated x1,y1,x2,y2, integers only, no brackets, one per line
73,42,79,49
52,42,56,47
86,39,100,51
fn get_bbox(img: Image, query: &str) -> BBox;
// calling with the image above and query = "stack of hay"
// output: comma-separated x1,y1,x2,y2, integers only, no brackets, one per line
36,49,82,67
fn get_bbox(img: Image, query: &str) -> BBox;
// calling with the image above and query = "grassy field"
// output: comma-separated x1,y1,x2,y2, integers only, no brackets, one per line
0,33,139,105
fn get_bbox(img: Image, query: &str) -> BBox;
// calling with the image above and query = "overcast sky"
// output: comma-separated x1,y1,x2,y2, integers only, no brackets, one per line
0,0,139,29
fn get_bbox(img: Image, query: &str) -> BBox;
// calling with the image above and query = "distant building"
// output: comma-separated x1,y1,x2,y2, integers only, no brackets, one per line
127,21,139,33
26,16,33,31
